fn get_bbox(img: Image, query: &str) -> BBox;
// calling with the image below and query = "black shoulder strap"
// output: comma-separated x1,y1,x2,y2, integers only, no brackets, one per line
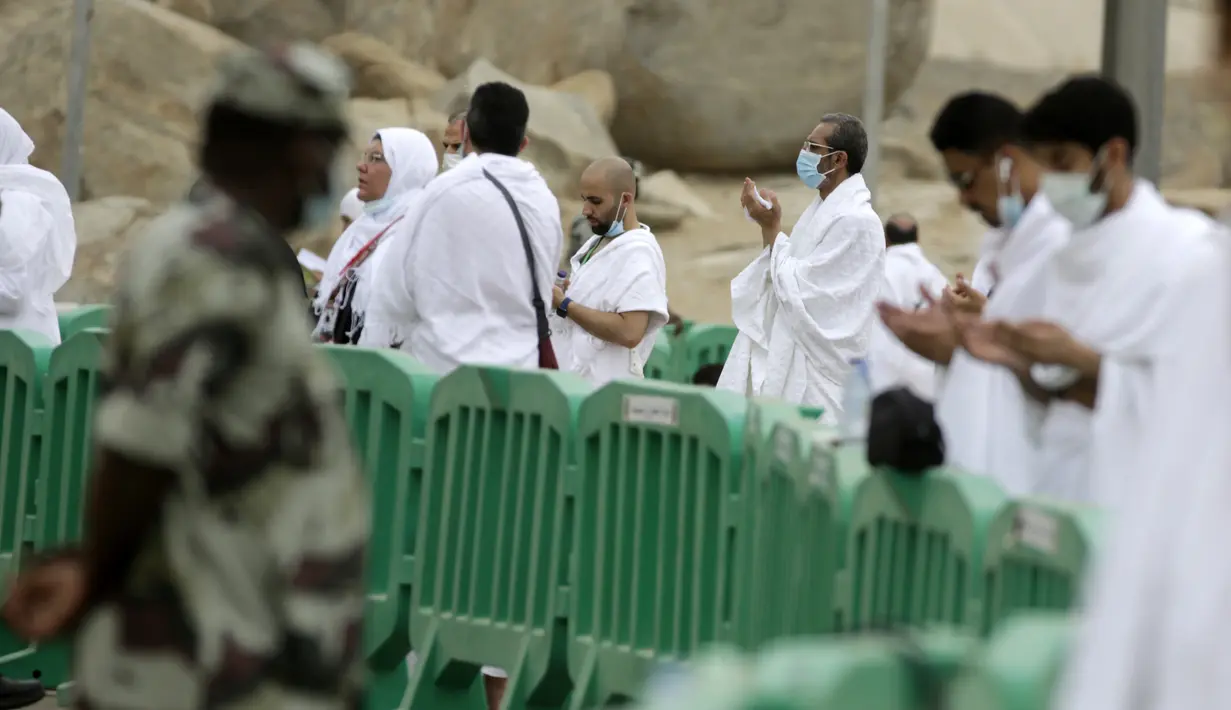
482,168,551,341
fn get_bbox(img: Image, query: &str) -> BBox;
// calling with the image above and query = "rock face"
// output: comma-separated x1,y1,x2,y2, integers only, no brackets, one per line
0,0,244,203
609,0,934,172
434,59,619,196
323,33,445,102
59,196,160,302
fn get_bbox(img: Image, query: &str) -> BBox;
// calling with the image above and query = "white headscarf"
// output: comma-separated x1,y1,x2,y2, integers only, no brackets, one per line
0,109,75,292
339,187,363,222
313,128,437,341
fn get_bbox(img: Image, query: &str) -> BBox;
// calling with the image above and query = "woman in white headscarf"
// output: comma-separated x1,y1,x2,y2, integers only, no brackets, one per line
0,109,76,344
313,127,437,344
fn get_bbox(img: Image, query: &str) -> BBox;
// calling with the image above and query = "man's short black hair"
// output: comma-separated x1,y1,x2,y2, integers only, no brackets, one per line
928,92,1022,155
200,101,343,179
820,113,868,174
885,214,918,245
1021,75,1138,159
466,82,529,157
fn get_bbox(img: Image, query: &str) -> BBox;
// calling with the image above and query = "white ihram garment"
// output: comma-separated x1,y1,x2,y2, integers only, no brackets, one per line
0,109,75,344
867,242,949,399
1053,184,1231,710
717,174,884,420
933,195,1068,496
550,227,669,385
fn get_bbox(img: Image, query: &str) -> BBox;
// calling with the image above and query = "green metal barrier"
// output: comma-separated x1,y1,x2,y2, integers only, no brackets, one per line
980,500,1103,634
409,366,591,710
321,346,439,710
56,305,111,342
835,468,1006,633
674,324,737,384
0,330,54,684
568,380,748,709
949,612,1072,710
644,330,675,382
824,436,872,631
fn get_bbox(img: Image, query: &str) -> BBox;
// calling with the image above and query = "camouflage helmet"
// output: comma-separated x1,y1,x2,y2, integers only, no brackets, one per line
210,42,350,131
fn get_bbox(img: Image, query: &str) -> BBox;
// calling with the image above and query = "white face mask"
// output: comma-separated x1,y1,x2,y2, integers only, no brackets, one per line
441,152,463,171
1038,150,1109,231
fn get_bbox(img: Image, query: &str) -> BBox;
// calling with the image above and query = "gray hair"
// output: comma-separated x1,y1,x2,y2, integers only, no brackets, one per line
447,110,467,125
820,113,868,174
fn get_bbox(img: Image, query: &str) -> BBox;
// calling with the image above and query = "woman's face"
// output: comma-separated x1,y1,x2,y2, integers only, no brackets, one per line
356,137,391,202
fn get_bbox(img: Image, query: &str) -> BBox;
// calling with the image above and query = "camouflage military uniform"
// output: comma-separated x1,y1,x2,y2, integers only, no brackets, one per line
73,45,368,710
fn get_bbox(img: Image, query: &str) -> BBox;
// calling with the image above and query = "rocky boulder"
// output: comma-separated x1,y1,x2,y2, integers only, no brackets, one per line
59,196,160,302
610,0,934,172
0,0,244,204
323,33,445,102
433,59,619,196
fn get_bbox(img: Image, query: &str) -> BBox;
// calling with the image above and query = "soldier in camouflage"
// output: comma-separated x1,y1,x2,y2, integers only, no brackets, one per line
1,43,370,709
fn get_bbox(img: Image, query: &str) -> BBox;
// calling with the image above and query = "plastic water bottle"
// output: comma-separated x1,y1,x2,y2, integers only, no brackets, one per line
555,270,568,288
838,358,871,442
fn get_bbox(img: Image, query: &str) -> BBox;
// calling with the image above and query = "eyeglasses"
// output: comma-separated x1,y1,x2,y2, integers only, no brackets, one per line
802,140,832,155
949,171,976,190
360,151,387,165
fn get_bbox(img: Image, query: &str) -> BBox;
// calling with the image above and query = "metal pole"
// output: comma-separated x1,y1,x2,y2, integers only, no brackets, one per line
861,0,891,199
1100,0,1167,183
61,0,94,202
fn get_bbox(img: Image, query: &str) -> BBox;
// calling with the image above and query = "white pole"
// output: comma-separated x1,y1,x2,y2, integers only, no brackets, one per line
61,0,94,202
861,0,891,200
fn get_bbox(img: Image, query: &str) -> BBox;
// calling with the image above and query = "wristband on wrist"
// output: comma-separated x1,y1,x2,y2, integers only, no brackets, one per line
556,297,572,319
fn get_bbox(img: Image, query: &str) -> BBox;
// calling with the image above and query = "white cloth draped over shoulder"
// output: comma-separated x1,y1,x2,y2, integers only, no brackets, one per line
338,187,363,222
0,109,76,344
360,152,562,373
933,195,1068,496
312,127,437,343
1052,187,1231,710
867,242,949,399
549,227,669,385
718,174,884,419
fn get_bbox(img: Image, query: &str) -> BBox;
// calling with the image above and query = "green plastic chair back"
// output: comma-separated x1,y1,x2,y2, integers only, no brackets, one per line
674,324,737,383
409,366,591,710
56,305,111,342
0,330,53,682
645,330,675,382
979,500,1103,634
320,346,439,710
835,468,1006,633
949,612,1072,710
568,380,748,709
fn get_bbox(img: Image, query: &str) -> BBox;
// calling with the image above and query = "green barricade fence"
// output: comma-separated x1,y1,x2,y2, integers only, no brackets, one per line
824,436,871,631
644,331,675,382
789,425,841,636
56,305,111,342
0,330,55,682
673,324,737,384
321,346,439,710
834,468,1006,633
949,612,1072,710
409,366,591,710
980,500,1103,634
568,380,748,708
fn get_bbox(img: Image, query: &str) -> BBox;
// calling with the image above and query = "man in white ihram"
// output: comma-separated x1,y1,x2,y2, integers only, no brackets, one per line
719,113,885,420
866,214,948,400
550,156,669,385
361,81,562,374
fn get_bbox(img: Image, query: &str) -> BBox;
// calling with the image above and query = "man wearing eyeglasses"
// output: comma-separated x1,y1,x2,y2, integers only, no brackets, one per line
719,113,884,421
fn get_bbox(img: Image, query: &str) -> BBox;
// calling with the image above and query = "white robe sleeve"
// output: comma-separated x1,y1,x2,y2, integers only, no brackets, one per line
0,192,53,314
728,246,775,351
611,247,669,328
767,215,884,360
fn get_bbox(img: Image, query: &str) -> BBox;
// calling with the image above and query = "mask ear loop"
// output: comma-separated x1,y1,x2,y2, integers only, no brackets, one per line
997,155,1014,197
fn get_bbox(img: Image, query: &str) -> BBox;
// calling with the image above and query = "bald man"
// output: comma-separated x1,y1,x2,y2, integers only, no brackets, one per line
550,156,669,384
440,110,466,171
866,212,948,399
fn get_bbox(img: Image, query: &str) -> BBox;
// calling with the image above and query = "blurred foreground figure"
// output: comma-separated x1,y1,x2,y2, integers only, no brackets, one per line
1,43,370,709
865,213,947,399
0,108,76,345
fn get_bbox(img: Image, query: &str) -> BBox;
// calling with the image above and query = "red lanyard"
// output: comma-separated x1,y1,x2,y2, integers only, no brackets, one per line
325,216,404,305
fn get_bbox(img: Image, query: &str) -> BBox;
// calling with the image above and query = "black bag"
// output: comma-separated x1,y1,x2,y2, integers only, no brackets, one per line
866,387,945,475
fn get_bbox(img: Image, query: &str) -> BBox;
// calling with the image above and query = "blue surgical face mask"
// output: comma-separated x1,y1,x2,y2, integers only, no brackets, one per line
796,150,839,190
996,157,1025,229
604,197,629,237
